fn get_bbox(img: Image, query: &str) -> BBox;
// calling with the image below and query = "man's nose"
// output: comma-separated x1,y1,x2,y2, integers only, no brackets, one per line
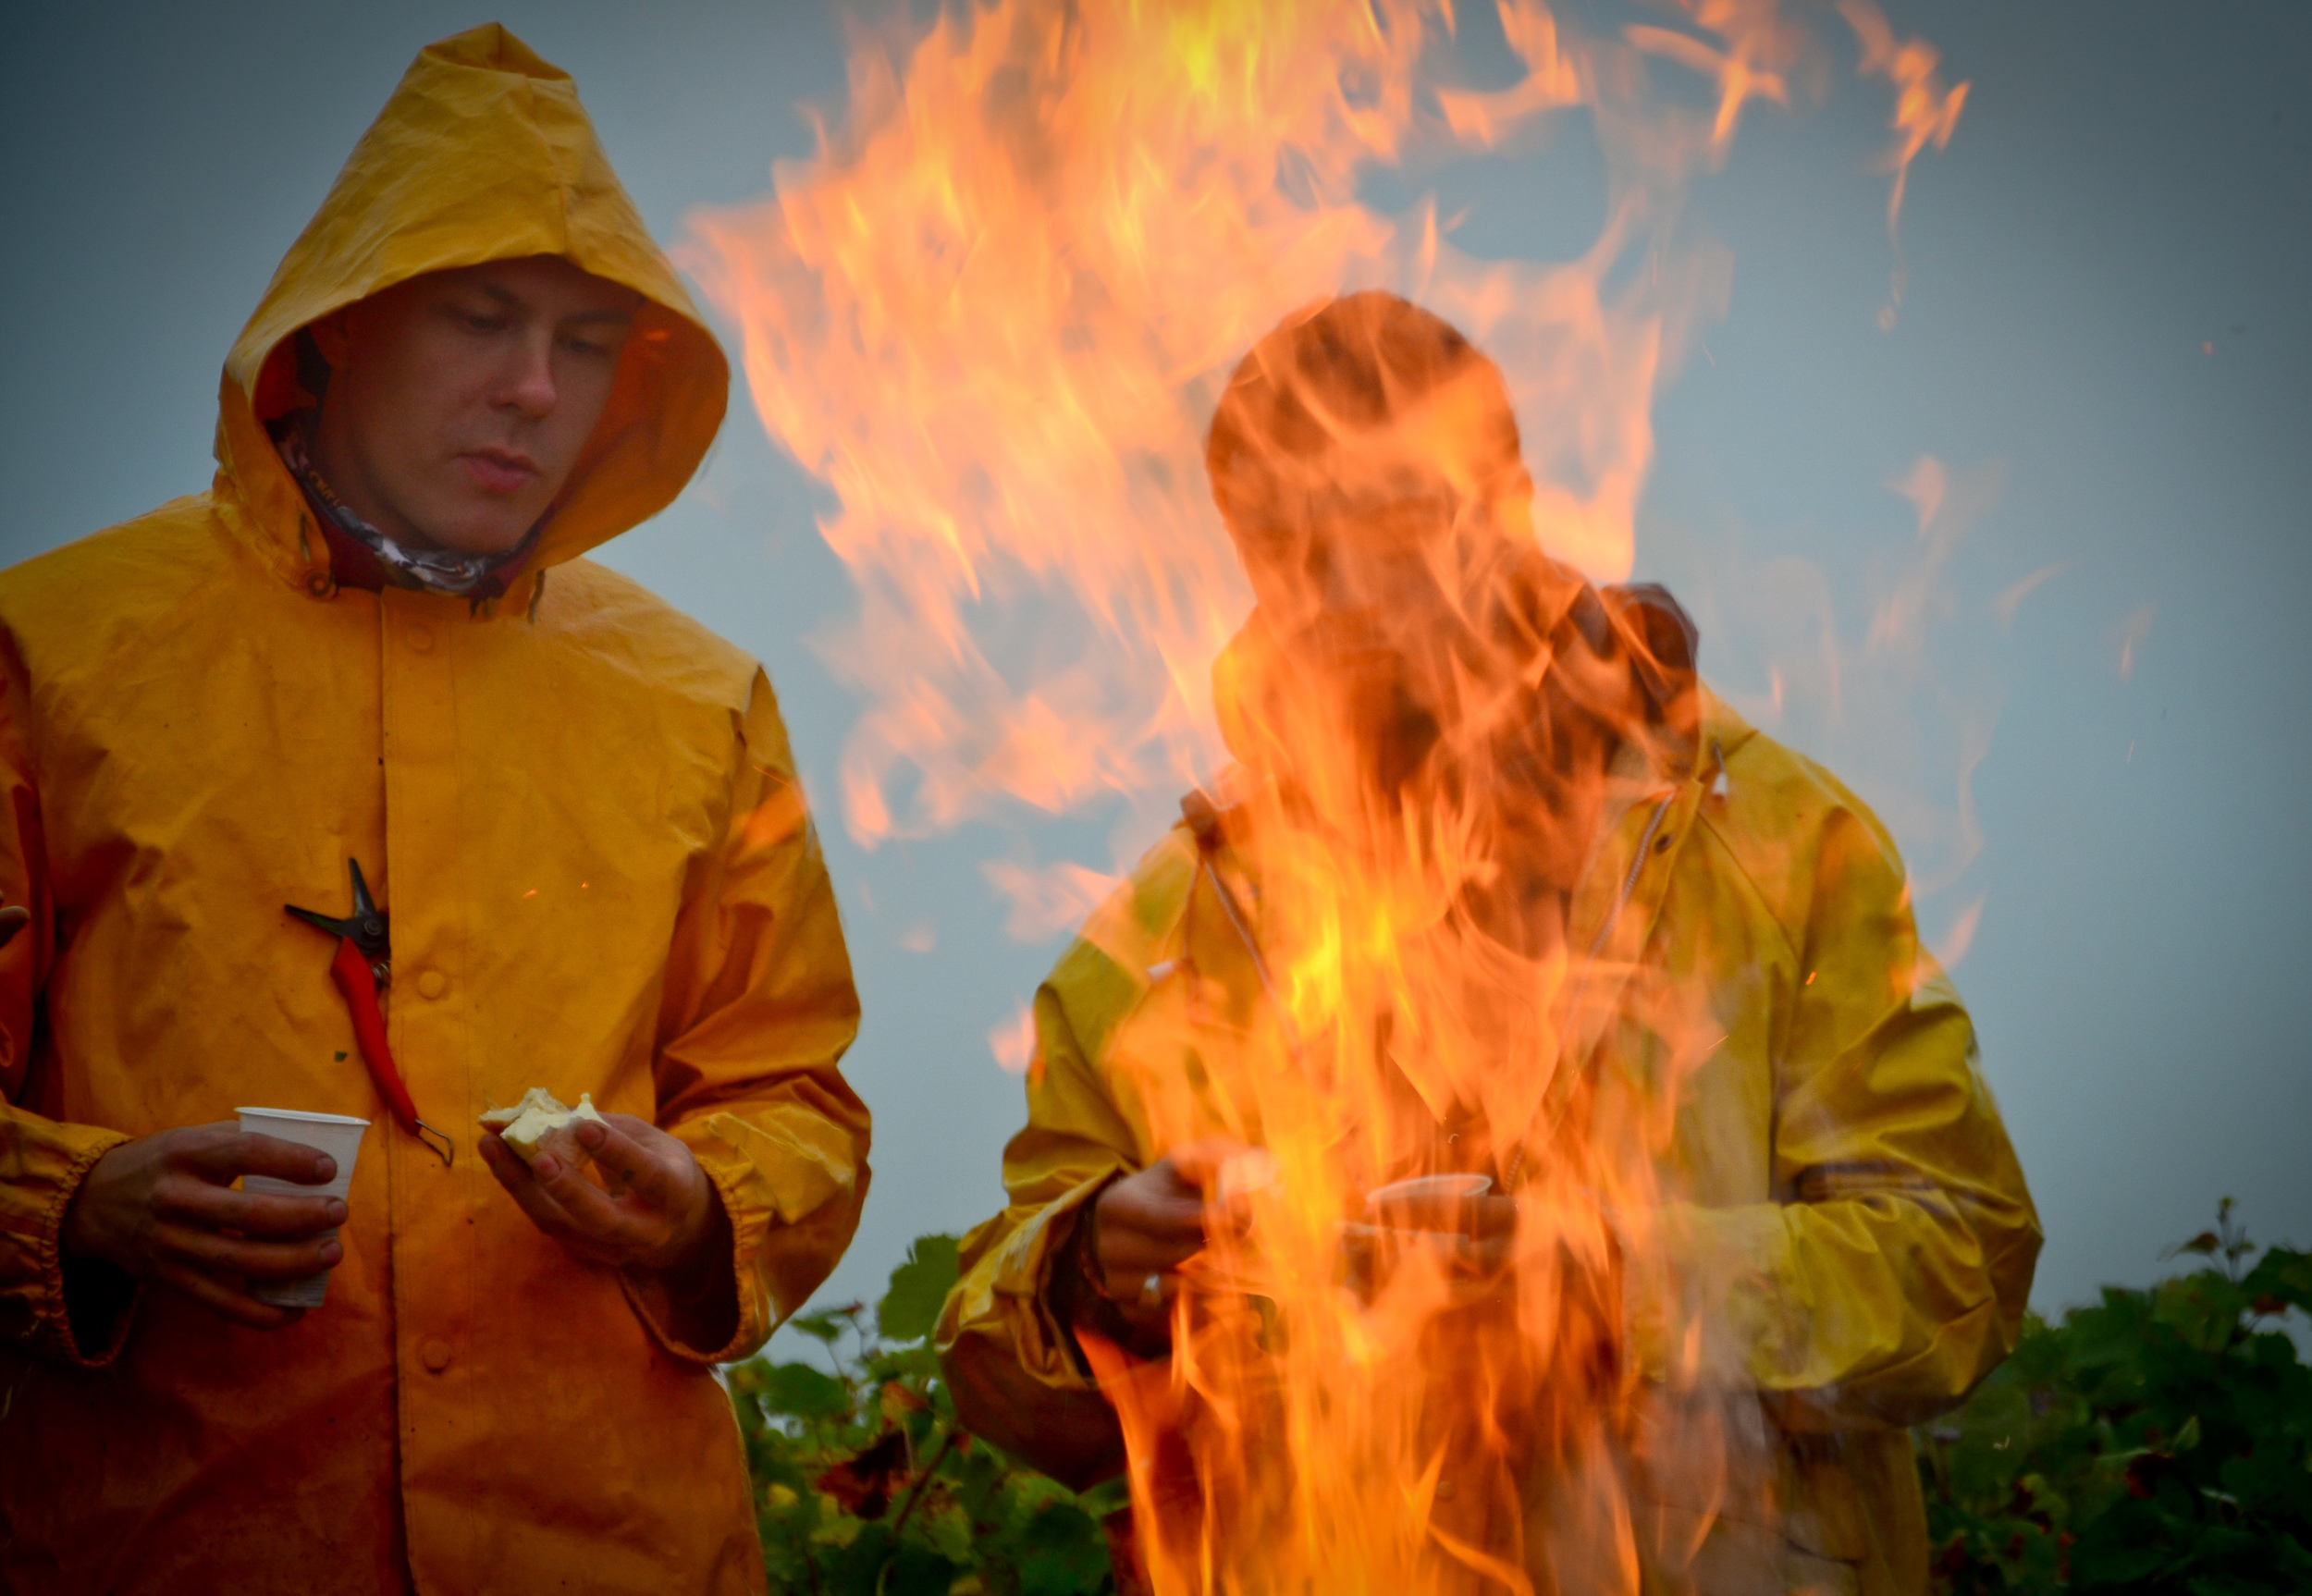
498,329,559,418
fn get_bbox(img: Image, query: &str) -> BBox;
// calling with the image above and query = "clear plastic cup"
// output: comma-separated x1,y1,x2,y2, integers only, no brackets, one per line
1344,1174,1503,1302
1365,1173,1494,1210
1362,1172,1494,1234
236,1107,369,1309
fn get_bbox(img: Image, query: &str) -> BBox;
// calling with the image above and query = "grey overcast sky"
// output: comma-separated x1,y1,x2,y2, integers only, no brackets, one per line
2,2,2306,1323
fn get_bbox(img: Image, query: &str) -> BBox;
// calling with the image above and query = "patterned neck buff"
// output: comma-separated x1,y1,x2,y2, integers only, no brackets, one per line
271,411,544,599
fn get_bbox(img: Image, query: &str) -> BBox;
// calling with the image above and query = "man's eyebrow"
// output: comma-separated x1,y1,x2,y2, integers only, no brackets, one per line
462,279,634,327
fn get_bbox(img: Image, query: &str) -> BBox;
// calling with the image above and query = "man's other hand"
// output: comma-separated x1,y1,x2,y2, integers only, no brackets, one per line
62,1124,346,1330
480,1111,729,1281
1367,1187,1520,1271
1342,1188,1521,1304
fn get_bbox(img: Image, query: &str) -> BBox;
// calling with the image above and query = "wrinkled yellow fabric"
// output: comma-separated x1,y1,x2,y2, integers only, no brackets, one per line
0,25,867,1596
940,681,2037,1596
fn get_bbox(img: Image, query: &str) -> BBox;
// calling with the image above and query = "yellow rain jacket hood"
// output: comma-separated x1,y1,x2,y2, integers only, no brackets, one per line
940,610,2038,1595
0,26,867,1595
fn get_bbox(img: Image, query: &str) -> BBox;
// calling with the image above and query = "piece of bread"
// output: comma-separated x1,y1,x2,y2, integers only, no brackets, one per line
478,1087,607,1166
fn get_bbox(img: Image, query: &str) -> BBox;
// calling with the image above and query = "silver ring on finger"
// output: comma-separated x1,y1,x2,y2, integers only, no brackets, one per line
1140,1271,1164,1307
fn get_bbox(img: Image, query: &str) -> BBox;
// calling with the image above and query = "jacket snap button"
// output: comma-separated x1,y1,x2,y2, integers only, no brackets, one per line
406,625,435,654
421,1337,451,1373
416,970,448,1000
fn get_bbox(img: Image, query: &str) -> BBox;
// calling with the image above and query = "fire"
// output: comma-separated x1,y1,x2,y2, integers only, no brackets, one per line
1839,0,1968,241
687,2,1965,1590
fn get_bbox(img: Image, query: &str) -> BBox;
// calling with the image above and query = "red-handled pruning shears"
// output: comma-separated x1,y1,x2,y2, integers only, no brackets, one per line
287,859,454,1167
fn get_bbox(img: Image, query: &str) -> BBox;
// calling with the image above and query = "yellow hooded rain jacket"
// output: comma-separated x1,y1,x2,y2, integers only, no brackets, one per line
940,623,2038,1596
0,26,867,1595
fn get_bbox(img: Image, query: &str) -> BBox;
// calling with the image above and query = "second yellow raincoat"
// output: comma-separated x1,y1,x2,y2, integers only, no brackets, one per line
941,620,2038,1595
0,27,867,1595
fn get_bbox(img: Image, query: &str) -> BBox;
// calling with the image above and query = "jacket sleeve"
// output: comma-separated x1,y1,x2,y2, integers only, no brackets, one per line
0,638,136,1368
1645,794,2041,1430
936,965,1141,1488
620,669,871,1366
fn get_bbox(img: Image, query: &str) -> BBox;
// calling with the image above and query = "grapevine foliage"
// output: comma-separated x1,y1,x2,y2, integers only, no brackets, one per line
732,1206,2310,1592
728,1234,1125,1595
1919,1200,2312,1593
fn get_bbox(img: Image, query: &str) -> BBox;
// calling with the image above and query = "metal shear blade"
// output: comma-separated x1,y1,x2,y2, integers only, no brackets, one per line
286,858,391,980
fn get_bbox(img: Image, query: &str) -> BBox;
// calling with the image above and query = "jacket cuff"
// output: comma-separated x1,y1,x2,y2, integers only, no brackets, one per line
619,1154,757,1366
1045,1172,1141,1376
953,1169,1124,1395
1,1123,138,1368
1622,1200,1789,1392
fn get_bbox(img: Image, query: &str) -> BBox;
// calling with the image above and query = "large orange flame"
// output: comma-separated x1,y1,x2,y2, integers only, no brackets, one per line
688,3,1962,1590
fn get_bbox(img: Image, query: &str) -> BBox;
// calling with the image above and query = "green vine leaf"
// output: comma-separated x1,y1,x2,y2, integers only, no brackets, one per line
752,1359,850,1421
879,1233,963,1344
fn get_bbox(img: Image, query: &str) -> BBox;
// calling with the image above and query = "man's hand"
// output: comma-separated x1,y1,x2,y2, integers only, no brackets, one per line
1368,1186,1520,1270
61,1123,346,1330
1084,1136,1250,1334
479,1111,727,1279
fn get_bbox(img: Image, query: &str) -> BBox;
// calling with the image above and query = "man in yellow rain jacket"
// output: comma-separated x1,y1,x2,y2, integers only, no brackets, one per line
939,294,2038,1594
0,27,867,1595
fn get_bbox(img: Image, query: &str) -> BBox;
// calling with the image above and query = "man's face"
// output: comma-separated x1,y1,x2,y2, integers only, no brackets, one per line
1234,438,1532,697
1231,453,1613,923
1224,365,1531,666
1225,455,1495,800
308,255,640,556
1236,465,1467,644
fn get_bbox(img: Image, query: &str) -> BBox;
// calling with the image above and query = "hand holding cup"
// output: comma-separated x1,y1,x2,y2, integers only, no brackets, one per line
1343,1173,1519,1301
61,1121,352,1329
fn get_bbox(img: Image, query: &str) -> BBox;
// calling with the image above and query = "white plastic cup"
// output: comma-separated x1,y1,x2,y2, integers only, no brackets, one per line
236,1108,370,1309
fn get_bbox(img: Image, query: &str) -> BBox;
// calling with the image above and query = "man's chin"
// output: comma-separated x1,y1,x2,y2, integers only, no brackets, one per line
414,507,539,560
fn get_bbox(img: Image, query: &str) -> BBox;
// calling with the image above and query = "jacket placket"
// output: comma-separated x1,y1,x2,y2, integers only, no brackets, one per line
1518,757,1717,1174
376,584,484,1589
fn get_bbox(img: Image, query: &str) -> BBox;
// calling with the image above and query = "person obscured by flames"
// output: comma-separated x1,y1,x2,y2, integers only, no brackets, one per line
939,291,2038,1595
0,27,868,1595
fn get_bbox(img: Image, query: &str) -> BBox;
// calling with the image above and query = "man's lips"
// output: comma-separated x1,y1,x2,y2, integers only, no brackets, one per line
461,448,541,495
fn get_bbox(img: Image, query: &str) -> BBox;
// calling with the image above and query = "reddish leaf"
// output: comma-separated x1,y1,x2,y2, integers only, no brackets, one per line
816,1428,911,1520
